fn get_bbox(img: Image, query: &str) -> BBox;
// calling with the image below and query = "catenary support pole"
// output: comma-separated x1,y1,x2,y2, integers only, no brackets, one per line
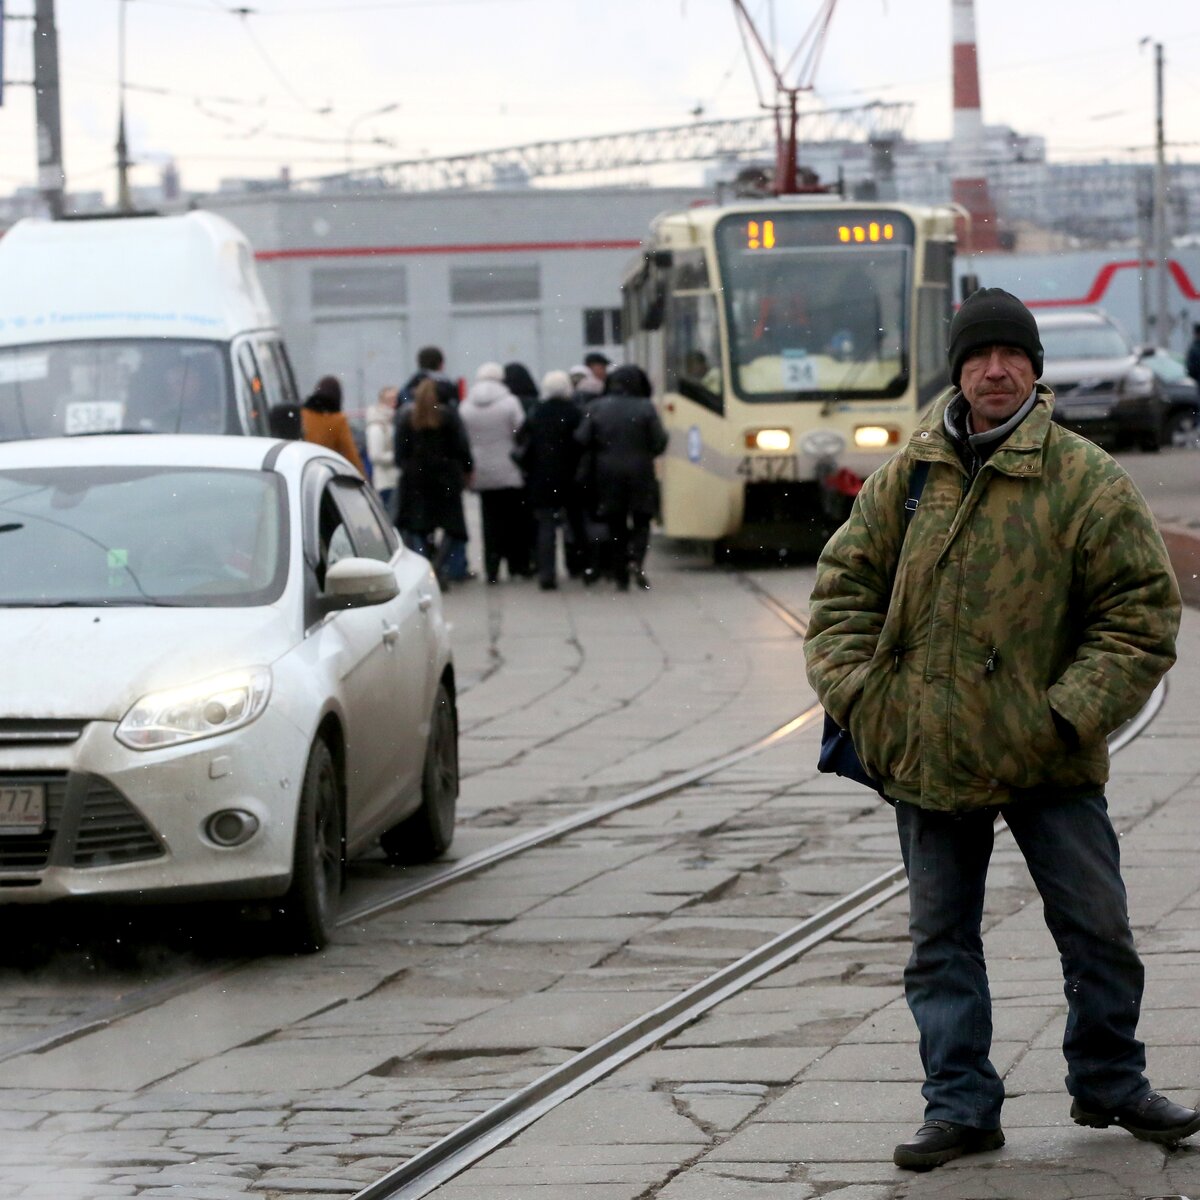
32,0,64,218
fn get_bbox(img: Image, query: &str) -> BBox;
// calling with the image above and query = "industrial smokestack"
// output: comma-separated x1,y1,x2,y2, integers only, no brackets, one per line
951,0,1001,252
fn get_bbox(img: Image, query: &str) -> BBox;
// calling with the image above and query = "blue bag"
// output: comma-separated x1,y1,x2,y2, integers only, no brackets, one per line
817,460,930,794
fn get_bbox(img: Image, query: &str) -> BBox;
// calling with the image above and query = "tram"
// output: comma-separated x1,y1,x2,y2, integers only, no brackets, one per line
622,198,959,553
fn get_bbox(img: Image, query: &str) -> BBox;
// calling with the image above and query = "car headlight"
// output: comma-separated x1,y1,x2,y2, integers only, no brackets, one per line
115,668,272,751
1120,368,1156,399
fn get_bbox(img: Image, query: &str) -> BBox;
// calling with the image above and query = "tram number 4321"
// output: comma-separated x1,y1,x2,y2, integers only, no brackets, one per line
737,454,799,482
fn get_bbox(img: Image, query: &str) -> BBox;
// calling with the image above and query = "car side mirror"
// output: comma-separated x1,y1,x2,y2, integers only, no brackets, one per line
319,556,399,613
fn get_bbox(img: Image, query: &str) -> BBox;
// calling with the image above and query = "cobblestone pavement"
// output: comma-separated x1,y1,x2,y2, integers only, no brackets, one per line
0,549,859,1199
427,604,1200,1200
6,460,1200,1200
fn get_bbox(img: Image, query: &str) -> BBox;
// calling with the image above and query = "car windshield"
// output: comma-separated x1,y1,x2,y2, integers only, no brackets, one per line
714,210,913,401
0,465,286,606
0,339,237,441
1041,324,1131,360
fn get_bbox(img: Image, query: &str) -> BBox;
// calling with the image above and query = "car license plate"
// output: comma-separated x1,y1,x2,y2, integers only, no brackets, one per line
64,401,124,435
0,783,45,834
737,454,799,482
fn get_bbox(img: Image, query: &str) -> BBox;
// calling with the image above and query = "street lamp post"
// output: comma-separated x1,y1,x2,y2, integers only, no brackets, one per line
344,102,399,170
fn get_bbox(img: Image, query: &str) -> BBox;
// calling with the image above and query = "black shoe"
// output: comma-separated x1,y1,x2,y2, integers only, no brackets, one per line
632,568,650,591
538,579,557,591
1071,1090,1200,1145
893,1121,1004,1171
582,568,600,586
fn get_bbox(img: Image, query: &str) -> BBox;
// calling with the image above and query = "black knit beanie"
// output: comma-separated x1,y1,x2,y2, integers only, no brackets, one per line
948,287,1043,386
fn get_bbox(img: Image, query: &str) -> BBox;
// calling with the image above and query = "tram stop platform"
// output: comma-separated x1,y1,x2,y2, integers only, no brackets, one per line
427,479,1200,1200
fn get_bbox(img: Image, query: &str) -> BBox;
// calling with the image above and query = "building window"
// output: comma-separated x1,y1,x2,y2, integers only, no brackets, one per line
450,265,540,304
583,307,622,347
311,266,408,308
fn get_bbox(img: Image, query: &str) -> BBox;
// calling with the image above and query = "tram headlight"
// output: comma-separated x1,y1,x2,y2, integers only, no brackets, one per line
746,428,792,452
854,425,900,449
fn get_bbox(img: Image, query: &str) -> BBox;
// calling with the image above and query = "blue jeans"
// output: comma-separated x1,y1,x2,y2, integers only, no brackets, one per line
442,536,469,581
895,794,1148,1130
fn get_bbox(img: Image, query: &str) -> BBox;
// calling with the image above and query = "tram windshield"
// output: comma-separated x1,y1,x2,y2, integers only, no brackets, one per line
0,339,238,441
715,210,914,402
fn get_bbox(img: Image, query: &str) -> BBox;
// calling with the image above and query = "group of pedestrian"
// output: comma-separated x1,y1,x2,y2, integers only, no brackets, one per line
299,346,667,593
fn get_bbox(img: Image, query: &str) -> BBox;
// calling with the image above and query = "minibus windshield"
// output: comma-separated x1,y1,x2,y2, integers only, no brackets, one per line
0,339,237,441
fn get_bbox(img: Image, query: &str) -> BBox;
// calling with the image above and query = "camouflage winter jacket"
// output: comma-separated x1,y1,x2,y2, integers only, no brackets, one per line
804,385,1181,812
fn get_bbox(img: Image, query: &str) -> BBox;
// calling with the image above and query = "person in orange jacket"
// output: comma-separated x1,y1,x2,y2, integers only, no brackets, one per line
300,375,366,475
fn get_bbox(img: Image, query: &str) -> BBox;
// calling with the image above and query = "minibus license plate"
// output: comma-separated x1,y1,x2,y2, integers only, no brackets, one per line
0,784,45,834
65,402,124,435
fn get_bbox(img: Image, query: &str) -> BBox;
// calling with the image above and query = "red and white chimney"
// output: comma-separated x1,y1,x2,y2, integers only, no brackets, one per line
951,0,1001,252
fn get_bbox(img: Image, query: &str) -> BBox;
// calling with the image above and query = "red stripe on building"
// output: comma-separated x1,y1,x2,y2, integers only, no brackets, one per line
952,44,982,110
255,239,644,262
1021,259,1200,309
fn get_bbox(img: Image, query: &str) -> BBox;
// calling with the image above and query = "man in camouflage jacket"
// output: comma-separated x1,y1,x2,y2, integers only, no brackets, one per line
805,288,1196,1170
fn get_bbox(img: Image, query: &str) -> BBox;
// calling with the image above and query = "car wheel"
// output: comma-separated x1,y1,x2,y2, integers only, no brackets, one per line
381,681,458,865
274,738,343,953
1166,409,1200,449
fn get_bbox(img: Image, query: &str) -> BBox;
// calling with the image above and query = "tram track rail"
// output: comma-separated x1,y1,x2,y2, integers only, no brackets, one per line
345,577,1169,1200
0,571,1168,1200
0,578,822,1067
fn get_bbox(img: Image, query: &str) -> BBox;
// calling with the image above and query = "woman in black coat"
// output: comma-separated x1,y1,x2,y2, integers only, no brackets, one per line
514,369,582,590
574,364,668,591
395,377,473,586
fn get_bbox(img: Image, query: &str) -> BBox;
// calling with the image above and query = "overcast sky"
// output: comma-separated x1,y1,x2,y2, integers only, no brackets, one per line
1,0,1198,199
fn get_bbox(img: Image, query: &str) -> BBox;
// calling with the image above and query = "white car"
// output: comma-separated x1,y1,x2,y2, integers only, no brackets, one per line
0,435,457,951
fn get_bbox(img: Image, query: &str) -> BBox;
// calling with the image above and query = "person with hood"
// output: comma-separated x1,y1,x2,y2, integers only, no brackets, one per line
574,364,667,591
459,362,529,583
394,377,473,586
301,375,366,475
514,369,582,590
805,288,1194,1171
365,385,400,518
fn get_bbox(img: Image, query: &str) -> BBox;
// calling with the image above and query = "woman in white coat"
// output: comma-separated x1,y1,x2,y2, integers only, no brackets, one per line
458,362,530,583
365,385,400,519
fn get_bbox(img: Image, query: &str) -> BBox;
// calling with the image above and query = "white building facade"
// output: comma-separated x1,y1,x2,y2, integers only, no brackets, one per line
202,186,706,413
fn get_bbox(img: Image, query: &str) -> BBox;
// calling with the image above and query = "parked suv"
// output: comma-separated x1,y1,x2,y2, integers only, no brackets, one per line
1142,347,1200,448
1038,309,1168,451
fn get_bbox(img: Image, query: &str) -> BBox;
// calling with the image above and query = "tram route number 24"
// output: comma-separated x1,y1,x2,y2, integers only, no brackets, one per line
736,455,799,482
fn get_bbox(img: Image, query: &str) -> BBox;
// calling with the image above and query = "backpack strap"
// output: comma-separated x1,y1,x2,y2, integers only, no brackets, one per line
903,459,931,531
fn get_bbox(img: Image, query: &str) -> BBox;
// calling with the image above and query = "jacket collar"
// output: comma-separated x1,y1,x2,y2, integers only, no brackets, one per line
911,383,1056,477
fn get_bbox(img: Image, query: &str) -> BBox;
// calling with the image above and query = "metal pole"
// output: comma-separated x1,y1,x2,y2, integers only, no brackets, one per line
116,0,132,212
32,0,65,218
1153,41,1170,348
1137,173,1152,347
